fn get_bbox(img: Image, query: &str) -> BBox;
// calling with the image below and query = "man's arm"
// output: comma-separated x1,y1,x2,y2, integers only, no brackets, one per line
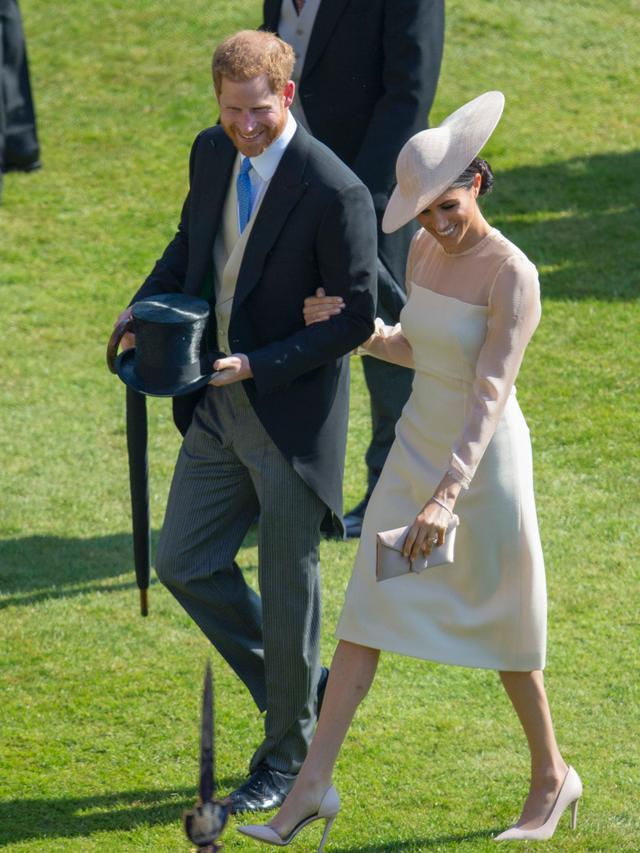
111,131,207,345
246,181,378,395
127,131,208,305
131,197,190,303
352,0,445,207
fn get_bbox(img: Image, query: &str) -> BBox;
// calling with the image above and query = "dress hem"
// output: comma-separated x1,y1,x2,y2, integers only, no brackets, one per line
335,625,546,673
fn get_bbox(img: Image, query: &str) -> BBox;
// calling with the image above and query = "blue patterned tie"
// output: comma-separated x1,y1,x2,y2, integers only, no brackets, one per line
237,157,253,233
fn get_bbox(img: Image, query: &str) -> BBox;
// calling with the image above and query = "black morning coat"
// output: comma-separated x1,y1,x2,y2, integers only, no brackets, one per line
130,123,377,530
263,0,445,317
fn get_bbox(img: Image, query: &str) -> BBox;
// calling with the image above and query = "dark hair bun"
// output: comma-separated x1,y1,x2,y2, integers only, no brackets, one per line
474,158,494,195
449,157,495,196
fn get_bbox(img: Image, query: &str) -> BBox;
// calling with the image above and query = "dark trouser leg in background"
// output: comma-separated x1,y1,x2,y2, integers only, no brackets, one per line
0,0,40,172
344,352,413,538
0,3,6,195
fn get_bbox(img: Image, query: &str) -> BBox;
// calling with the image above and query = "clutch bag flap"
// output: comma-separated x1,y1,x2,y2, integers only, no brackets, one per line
375,515,459,582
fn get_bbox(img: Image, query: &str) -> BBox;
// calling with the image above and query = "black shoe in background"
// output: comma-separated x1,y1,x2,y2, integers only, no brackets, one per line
316,666,329,716
2,148,42,173
343,495,370,538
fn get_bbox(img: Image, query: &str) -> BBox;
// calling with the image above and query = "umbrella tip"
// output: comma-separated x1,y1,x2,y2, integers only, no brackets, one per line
140,588,149,617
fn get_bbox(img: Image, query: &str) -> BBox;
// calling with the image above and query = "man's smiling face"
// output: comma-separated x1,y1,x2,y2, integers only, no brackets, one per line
218,73,294,158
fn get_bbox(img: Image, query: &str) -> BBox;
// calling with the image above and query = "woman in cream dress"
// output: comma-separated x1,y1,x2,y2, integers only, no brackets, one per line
239,93,582,848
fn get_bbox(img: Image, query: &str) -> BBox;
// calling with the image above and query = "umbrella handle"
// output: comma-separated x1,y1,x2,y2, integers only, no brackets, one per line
107,317,134,374
140,588,149,617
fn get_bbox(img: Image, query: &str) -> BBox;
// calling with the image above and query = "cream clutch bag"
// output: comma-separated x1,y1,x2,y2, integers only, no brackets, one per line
375,516,459,582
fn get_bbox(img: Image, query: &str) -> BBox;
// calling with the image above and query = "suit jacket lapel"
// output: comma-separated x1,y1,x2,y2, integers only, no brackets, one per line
232,126,310,314
302,0,350,81
185,129,236,297
263,0,282,32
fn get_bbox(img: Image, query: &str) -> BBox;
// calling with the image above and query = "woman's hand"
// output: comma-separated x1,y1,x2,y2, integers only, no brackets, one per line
402,499,454,562
303,287,345,326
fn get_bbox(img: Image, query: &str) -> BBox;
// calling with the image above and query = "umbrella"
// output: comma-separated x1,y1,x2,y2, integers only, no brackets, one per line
184,661,229,851
107,320,152,617
107,302,210,618
126,386,151,616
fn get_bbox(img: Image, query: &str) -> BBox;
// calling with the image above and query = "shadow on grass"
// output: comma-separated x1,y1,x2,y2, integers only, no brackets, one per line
0,532,143,596
331,829,498,851
0,576,161,611
0,529,259,606
0,783,500,848
0,780,245,846
485,149,640,301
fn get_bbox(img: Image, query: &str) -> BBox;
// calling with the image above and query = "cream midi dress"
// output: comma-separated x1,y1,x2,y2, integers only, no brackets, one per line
336,228,547,671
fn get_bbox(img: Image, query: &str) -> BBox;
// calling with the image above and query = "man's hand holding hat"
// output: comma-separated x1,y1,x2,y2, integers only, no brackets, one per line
209,354,253,386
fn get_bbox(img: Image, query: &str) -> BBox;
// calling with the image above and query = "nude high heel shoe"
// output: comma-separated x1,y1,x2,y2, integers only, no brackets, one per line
238,785,340,850
494,766,582,841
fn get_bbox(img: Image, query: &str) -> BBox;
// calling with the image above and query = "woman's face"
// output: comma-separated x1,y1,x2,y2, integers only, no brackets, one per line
416,173,485,253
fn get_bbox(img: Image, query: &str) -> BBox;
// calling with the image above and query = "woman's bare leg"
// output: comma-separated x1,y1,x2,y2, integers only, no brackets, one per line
499,670,569,828
269,640,380,837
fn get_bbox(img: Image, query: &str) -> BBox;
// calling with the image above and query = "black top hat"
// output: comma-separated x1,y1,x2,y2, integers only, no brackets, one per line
107,294,221,397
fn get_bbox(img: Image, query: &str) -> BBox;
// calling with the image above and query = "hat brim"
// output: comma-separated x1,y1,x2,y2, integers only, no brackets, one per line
115,348,217,398
382,91,505,234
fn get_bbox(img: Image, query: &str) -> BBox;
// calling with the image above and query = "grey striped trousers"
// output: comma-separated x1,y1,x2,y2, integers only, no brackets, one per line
155,382,326,774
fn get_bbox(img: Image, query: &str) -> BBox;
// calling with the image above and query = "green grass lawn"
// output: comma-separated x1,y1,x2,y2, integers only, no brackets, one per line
1,0,639,850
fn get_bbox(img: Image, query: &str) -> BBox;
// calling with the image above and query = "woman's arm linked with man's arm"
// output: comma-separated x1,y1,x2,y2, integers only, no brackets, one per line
303,287,414,368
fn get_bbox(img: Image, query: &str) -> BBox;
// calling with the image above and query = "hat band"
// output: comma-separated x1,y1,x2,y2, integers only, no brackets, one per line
136,357,208,391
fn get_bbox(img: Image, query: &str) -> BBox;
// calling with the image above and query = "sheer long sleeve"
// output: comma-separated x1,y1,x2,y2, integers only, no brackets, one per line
447,255,541,488
358,316,414,368
357,248,416,368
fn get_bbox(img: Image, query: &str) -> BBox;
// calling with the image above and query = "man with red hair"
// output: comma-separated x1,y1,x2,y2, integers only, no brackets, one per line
116,29,377,813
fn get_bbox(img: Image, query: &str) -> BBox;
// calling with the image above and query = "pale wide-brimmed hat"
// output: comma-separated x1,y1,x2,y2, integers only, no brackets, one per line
382,91,505,234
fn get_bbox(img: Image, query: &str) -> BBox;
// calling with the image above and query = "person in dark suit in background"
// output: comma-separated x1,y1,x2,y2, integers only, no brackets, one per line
114,29,376,814
263,0,444,536
0,0,40,200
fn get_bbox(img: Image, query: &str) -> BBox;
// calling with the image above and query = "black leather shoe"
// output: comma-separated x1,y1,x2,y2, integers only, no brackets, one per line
316,666,329,715
2,158,42,173
227,764,297,814
2,148,42,173
343,495,369,538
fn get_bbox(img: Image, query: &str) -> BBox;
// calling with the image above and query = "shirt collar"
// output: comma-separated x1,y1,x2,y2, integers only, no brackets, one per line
241,111,297,183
